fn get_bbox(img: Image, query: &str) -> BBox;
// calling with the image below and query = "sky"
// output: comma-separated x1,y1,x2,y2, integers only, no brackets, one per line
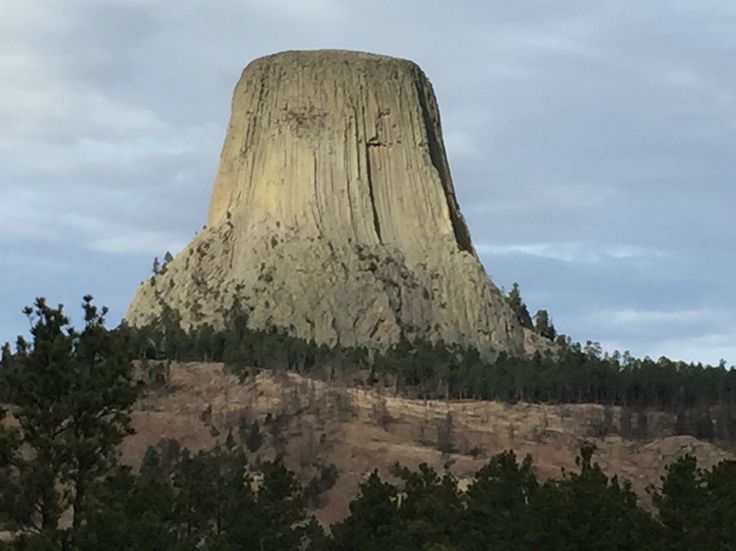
1,0,734,364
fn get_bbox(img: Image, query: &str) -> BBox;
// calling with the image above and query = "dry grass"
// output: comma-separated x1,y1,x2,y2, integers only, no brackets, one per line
124,362,735,525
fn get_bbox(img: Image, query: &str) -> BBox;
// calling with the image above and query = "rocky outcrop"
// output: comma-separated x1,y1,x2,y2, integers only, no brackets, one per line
125,50,535,356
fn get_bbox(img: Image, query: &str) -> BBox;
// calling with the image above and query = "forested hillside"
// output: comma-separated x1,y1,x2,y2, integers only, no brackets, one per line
1,297,735,549
124,293,736,444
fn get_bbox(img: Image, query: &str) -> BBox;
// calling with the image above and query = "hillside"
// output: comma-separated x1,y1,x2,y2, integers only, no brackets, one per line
125,362,734,525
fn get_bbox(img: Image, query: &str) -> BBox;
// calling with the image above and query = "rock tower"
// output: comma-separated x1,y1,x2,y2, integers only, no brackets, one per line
125,50,535,356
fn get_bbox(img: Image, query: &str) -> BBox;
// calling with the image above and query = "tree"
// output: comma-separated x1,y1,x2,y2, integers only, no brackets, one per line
304,463,339,507
224,460,317,550
462,451,538,550
506,283,533,329
0,296,139,547
436,412,455,455
393,463,464,550
529,445,661,550
152,257,161,275
244,420,263,453
533,309,557,341
701,459,736,547
84,439,323,551
331,471,400,550
73,463,178,551
654,455,736,550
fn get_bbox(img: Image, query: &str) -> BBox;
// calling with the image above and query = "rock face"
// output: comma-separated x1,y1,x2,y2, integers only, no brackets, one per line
125,50,533,356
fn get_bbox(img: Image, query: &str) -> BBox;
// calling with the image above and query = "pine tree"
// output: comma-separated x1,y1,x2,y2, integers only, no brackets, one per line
0,296,138,547
528,445,662,550
245,420,263,453
462,450,538,549
331,471,400,550
506,283,533,329
533,309,557,341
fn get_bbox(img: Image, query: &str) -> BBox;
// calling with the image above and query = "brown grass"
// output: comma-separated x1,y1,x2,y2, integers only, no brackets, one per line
124,362,735,526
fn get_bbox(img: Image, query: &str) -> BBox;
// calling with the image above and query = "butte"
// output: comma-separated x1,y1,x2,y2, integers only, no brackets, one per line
125,50,544,357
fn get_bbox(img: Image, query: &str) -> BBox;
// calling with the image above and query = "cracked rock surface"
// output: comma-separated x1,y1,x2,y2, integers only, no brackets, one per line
125,50,539,356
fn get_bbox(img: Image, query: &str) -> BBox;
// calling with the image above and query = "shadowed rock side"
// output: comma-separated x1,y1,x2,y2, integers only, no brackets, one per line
125,50,537,356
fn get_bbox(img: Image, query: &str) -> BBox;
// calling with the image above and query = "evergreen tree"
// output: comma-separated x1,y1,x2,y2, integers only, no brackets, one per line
461,451,538,550
244,420,263,453
533,309,557,341
654,455,736,550
393,463,464,549
529,445,662,550
0,297,138,547
331,471,400,550
73,464,178,551
506,283,533,329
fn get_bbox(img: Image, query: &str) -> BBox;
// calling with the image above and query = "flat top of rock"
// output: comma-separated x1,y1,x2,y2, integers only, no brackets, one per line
245,49,422,73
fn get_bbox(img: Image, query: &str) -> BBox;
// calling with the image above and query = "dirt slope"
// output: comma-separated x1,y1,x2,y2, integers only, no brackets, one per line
124,362,734,525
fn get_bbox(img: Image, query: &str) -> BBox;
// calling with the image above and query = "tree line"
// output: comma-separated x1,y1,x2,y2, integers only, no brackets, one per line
332,446,736,551
1,296,735,549
122,295,736,442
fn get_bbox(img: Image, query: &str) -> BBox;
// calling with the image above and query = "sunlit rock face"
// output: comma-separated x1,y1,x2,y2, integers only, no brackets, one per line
125,50,535,356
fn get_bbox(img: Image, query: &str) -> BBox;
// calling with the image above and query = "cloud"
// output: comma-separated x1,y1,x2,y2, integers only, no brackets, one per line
0,83,162,148
584,306,736,364
648,332,736,365
2,248,81,282
444,131,480,159
89,232,186,256
476,242,668,264
588,307,730,328
601,327,736,365
243,0,347,21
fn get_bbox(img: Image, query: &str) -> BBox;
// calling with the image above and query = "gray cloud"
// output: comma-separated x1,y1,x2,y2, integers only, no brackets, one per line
1,0,734,364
